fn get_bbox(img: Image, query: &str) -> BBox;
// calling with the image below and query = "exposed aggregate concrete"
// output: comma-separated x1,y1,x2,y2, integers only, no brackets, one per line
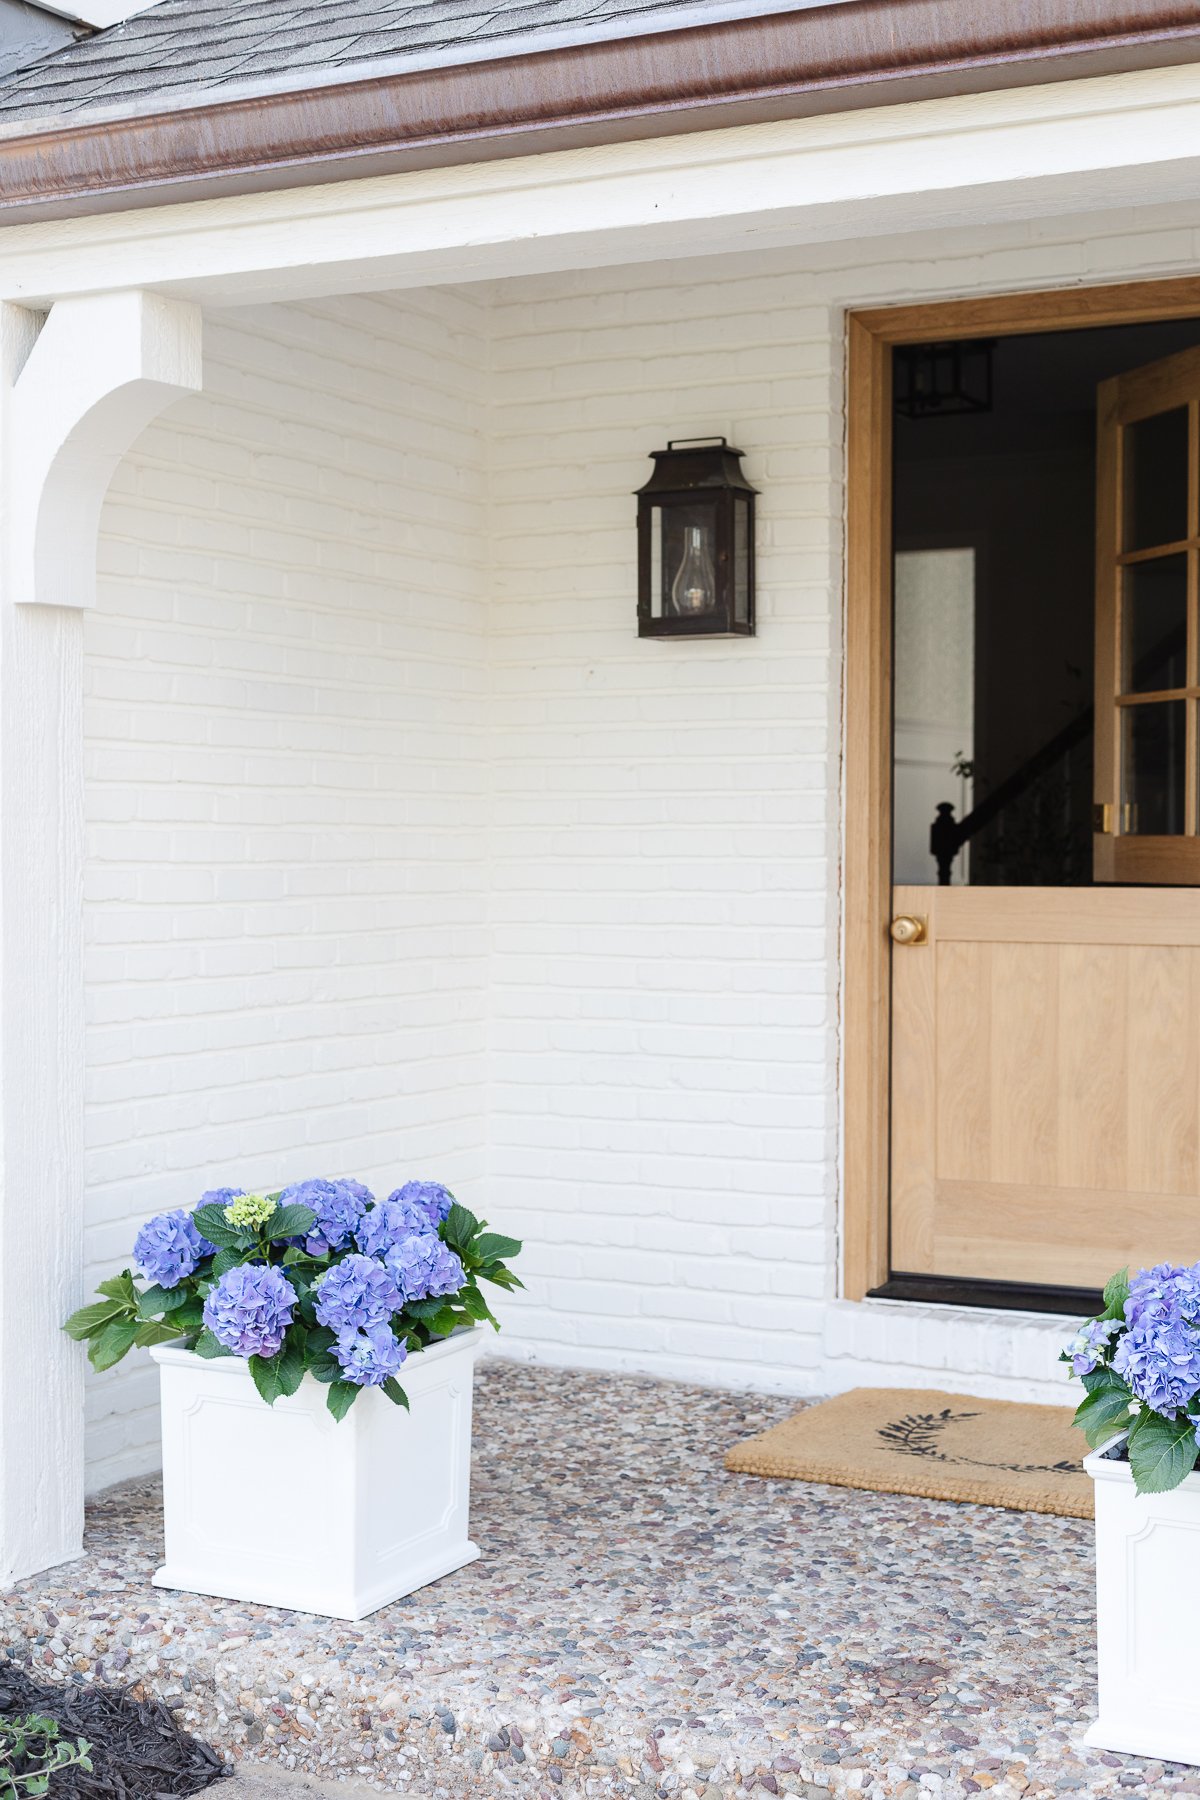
0,1362,1183,1800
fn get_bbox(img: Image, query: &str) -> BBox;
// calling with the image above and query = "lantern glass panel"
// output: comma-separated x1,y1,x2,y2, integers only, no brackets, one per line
660,502,719,620
733,497,750,626
648,508,664,619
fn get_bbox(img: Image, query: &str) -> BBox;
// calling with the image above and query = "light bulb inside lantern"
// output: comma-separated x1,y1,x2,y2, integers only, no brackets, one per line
670,525,717,617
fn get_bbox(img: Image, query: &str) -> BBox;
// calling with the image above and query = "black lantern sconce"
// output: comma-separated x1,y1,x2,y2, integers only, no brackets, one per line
894,339,995,420
635,437,757,638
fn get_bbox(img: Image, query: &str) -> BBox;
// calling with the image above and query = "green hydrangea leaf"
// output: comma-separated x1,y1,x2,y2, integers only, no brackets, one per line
326,1380,360,1422
191,1328,233,1360
62,1298,128,1341
474,1232,522,1264
382,1377,409,1410
211,1247,247,1278
442,1202,480,1253
248,1343,306,1405
1127,1412,1199,1494
88,1318,142,1371
265,1203,316,1243
136,1284,191,1319
402,1298,444,1321
1102,1267,1131,1322
96,1270,139,1306
482,1268,524,1292
134,1319,188,1349
192,1206,248,1250
1072,1384,1134,1450
1081,1364,1125,1396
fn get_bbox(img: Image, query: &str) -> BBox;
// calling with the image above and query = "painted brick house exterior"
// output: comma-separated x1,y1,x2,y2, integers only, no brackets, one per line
2,0,1200,1579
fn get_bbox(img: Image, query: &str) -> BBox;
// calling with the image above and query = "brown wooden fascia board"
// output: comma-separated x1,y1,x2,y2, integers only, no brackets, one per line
4,0,1200,222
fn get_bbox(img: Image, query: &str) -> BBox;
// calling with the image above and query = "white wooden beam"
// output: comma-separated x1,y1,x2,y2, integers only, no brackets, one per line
0,289,200,1585
8,289,202,610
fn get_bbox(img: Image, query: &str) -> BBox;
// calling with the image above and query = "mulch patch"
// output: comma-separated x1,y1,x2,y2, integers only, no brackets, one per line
0,1662,227,1799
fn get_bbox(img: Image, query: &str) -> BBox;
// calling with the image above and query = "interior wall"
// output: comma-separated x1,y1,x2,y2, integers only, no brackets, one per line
84,292,490,1488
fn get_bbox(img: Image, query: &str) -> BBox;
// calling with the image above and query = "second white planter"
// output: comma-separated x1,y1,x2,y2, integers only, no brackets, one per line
1085,1433,1200,1767
151,1326,482,1620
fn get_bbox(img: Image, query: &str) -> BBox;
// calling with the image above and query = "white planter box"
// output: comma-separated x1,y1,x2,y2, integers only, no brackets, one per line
150,1328,483,1620
1085,1434,1200,1766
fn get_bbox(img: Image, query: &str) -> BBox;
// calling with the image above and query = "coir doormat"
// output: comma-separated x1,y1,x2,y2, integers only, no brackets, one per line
724,1387,1092,1518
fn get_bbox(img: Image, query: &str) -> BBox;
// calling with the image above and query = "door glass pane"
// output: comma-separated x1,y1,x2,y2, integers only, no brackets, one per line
1122,699,1187,834
892,549,975,884
1122,553,1188,693
1124,406,1189,551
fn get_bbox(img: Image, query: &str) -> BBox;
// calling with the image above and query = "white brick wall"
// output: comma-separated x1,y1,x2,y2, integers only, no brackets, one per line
85,291,491,1488
480,200,1200,1403
84,198,1200,1484
484,266,841,1390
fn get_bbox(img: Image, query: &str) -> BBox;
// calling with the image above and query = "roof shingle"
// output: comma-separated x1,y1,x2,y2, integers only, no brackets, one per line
0,0,781,125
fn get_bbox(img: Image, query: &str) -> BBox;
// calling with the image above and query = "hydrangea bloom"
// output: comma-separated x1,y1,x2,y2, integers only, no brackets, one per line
134,1209,212,1289
1125,1261,1200,1330
333,1323,408,1388
358,1196,434,1257
280,1177,372,1256
199,1186,246,1209
223,1193,276,1230
203,1264,297,1359
1112,1318,1200,1416
313,1254,402,1333
385,1181,456,1230
381,1231,465,1304
1066,1317,1119,1376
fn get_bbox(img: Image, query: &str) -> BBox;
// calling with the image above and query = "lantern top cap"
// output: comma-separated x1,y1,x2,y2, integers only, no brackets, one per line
636,435,758,497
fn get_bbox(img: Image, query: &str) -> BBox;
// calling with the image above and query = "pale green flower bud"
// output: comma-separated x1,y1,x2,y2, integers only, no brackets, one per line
224,1193,276,1229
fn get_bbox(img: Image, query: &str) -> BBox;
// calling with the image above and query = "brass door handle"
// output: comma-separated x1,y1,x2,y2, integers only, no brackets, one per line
890,914,927,946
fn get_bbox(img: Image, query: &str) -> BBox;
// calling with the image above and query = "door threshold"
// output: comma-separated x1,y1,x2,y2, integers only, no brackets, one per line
868,1272,1101,1317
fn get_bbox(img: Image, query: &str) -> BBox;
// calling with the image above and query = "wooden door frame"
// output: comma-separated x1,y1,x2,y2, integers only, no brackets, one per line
842,274,1200,1302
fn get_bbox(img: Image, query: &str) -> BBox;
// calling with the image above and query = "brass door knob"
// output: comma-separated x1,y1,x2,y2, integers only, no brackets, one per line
890,914,927,946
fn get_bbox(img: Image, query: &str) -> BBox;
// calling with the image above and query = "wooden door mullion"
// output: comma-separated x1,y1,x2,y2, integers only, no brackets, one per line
1094,379,1120,877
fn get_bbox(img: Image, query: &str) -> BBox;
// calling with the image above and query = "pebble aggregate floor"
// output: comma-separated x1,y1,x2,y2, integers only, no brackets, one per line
0,1362,1187,1800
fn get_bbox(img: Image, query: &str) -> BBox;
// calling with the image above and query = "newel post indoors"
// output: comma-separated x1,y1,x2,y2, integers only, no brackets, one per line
0,290,201,1584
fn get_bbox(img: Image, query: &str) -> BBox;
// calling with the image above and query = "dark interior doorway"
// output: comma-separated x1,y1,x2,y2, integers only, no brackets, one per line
892,316,1200,888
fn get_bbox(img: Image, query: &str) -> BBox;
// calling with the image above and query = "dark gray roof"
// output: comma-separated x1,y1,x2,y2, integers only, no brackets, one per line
0,0,801,126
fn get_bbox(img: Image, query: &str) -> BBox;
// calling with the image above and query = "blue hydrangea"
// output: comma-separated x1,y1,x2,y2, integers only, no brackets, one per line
203,1263,298,1359
199,1186,246,1209
1065,1317,1119,1377
279,1177,373,1256
313,1254,403,1333
333,1323,408,1388
381,1231,465,1304
133,1209,213,1289
385,1181,456,1230
356,1197,427,1257
1125,1262,1200,1330
1112,1318,1200,1416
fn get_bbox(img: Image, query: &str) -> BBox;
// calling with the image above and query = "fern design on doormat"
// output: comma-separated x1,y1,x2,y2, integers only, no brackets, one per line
877,1409,1076,1475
